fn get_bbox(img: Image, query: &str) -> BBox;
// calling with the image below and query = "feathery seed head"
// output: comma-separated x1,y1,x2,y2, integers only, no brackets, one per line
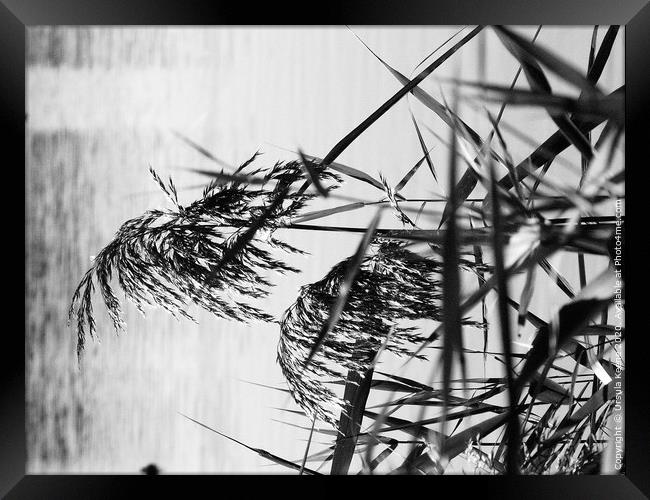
277,239,483,426
69,156,341,358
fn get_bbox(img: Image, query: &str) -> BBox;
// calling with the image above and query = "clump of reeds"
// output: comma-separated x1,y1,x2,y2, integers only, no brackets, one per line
70,24,625,476
277,239,486,425
68,155,341,356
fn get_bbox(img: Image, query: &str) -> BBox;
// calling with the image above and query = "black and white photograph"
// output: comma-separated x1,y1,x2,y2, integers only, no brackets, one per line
23,23,627,478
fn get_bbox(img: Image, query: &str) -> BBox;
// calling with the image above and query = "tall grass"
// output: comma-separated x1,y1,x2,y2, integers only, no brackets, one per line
70,26,624,475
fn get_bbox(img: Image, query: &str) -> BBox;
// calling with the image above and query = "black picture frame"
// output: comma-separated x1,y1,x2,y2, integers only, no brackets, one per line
4,1,647,497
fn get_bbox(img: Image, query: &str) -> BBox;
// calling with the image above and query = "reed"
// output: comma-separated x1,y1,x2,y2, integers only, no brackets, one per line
70,25,624,475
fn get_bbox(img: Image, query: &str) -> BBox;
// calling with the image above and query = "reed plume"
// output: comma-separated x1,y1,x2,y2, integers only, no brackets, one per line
69,155,341,357
277,239,486,425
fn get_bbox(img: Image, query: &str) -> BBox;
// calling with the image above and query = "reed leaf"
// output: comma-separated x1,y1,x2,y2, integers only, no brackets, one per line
180,413,322,475
321,27,484,166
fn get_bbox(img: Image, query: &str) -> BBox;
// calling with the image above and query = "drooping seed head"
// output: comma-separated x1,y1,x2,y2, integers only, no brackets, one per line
69,156,341,358
277,240,485,425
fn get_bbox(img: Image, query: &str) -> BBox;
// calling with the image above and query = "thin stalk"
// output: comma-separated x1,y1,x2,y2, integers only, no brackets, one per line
489,158,521,474
299,418,316,475
331,367,375,475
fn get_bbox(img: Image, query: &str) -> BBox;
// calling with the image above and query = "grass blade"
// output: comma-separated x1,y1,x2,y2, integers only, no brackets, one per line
321,26,483,166
187,167,266,185
442,413,512,461
367,439,399,473
494,27,594,160
395,153,429,194
494,24,622,194
172,130,233,170
410,113,438,182
496,87,623,191
180,413,321,475
468,211,489,358
459,81,621,122
517,266,536,334
514,267,617,394
283,149,388,193
544,375,621,445
488,157,521,474
292,202,367,224
493,26,604,96
438,26,541,227
586,26,620,85
538,257,576,298
350,27,486,150
440,94,465,443
299,418,316,475
297,149,329,197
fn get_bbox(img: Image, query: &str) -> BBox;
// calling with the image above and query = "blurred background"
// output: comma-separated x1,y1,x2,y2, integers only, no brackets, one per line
25,26,623,473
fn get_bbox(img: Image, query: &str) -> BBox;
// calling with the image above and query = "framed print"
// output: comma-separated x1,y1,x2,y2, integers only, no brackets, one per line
3,0,648,497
